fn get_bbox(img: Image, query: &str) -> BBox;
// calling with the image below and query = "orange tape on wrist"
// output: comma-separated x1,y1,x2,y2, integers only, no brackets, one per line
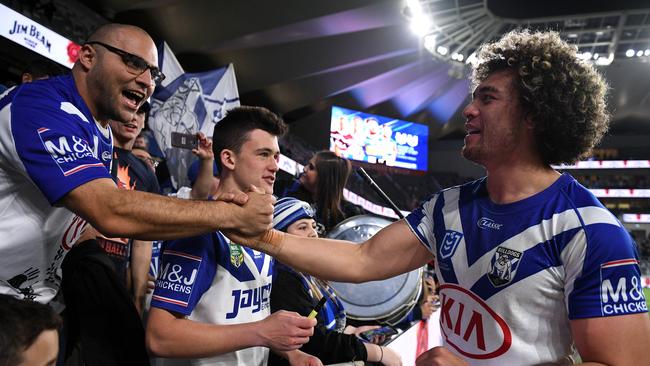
258,229,285,253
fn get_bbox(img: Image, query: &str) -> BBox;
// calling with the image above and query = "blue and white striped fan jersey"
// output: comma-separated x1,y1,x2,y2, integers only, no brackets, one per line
0,75,113,303
151,231,274,366
406,173,647,365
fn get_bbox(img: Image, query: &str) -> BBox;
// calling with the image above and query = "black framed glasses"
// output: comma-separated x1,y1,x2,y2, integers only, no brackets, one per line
85,41,166,85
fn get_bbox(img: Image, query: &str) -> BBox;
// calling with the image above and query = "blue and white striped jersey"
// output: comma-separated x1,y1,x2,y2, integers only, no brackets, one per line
151,231,274,366
0,75,113,303
406,173,647,365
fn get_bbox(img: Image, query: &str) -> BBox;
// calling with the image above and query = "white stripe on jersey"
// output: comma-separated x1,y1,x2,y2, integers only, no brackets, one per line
441,188,470,286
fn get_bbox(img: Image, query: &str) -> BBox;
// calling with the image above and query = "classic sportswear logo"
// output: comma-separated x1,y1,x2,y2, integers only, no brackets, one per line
477,217,503,230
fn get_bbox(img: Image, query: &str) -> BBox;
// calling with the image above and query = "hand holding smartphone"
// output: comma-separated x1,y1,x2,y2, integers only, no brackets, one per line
171,132,199,150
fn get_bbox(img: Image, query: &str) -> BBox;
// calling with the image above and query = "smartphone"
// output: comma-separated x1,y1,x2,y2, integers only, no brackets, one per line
359,326,398,342
171,132,199,150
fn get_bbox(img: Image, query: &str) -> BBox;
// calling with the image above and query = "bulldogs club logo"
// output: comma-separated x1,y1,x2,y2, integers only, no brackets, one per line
488,246,523,287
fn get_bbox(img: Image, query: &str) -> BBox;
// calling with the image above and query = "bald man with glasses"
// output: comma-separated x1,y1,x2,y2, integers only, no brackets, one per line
0,23,277,306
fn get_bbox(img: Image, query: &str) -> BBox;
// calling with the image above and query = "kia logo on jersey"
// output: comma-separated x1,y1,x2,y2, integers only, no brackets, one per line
438,283,512,359
477,217,503,230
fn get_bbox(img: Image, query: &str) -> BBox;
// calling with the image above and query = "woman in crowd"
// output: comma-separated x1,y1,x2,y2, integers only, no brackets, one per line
269,197,401,366
287,150,363,235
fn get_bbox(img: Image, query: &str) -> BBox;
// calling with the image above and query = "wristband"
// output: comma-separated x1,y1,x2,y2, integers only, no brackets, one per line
260,229,285,248
248,229,285,256
379,346,383,363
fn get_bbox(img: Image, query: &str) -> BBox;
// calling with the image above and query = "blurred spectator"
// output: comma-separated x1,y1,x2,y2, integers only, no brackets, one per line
132,147,159,173
21,59,64,83
269,197,401,366
83,101,160,314
285,151,364,235
0,294,61,366
134,131,149,151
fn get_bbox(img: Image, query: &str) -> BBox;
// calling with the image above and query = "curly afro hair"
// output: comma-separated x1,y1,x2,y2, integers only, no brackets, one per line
471,29,610,165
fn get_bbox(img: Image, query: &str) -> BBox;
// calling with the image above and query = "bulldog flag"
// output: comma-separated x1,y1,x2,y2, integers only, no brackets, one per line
149,42,240,189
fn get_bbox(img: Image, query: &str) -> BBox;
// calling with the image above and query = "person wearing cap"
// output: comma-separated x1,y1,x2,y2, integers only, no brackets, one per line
270,197,401,366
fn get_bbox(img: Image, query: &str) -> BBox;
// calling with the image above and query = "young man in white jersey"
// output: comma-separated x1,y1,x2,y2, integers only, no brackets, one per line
0,23,274,304
229,30,650,366
146,106,319,366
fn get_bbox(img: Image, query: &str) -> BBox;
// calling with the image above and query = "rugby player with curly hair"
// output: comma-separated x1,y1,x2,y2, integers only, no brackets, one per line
230,30,650,366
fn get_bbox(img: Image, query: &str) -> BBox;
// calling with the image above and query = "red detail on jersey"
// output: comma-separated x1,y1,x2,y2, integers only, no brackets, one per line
61,215,87,250
416,320,429,357
601,259,639,268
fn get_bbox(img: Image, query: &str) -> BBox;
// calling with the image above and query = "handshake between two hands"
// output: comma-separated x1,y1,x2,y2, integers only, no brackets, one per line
214,184,285,253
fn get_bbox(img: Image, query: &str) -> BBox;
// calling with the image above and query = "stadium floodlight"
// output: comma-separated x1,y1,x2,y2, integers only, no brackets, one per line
645,49,650,56
423,34,436,53
410,14,432,36
626,49,635,57
637,50,644,57
595,53,614,66
436,46,448,55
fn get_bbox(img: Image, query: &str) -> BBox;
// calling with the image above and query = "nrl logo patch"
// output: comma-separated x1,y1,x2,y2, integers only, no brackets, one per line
488,246,523,287
229,243,244,268
439,230,463,259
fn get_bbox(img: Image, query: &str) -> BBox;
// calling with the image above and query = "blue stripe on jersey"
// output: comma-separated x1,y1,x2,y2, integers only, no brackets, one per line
568,222,644,319
461,175,577,267
406,173,646,319
470,227,582,300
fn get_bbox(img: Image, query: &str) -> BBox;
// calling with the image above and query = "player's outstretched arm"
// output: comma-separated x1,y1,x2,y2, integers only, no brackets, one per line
62,178,273,240
226,219,433,283
146,307,315,358
571,313,650,366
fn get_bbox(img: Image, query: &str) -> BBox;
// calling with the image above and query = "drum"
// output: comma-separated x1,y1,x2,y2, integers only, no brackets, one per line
327,215,423,326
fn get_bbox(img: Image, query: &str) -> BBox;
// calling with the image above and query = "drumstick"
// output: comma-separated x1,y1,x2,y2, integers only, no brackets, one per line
356,167,405,219
307,296,328,319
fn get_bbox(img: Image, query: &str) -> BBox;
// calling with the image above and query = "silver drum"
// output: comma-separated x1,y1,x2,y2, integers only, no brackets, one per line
327,215,423,326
